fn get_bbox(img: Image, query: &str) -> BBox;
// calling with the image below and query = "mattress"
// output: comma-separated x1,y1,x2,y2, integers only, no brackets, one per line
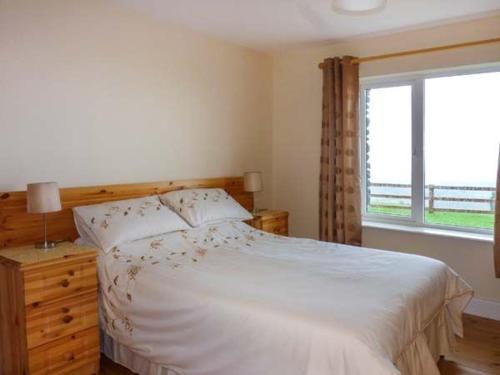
97,221,473,375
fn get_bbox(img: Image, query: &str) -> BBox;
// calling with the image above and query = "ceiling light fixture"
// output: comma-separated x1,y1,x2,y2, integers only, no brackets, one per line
332,0,387,15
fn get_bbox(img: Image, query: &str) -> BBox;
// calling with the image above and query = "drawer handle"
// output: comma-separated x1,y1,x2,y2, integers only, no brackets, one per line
62,315,74,324
61,279,70,288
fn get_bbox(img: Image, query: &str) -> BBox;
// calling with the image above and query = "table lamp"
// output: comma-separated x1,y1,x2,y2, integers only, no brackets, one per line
244,171,263,214
27,182,62,249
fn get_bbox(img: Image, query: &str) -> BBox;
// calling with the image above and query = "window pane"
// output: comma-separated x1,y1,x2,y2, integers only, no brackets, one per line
424,72,500,230
365,85,412,217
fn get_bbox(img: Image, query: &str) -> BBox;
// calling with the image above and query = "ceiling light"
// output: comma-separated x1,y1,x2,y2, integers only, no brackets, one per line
332,0,387,15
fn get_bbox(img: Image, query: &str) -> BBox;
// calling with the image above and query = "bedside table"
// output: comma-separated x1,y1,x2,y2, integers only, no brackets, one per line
0,242,99,375
248,210,289,236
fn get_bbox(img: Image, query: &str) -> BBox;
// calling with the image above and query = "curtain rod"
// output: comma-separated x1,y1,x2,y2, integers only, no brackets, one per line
318,37,500,69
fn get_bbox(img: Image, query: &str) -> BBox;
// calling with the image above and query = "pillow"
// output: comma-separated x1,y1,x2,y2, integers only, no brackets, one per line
73,196,190,253
74,213,101,248
160,188,252,227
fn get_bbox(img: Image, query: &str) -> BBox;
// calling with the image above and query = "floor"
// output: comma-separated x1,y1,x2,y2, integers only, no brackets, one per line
100,314,500,375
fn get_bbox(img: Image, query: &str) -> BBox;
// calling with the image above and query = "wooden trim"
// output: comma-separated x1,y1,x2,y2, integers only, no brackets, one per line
318,37,500,68
0,177,253,249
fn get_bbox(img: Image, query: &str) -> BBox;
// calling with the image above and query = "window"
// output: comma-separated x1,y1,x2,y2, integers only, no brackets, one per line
364,85,413,218
361,67,500,233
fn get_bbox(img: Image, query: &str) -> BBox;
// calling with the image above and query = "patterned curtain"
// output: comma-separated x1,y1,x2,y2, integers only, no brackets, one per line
319,57,362,245
495,146,500,278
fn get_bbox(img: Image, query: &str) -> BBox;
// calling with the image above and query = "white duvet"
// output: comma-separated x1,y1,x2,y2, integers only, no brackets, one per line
99,221,473,375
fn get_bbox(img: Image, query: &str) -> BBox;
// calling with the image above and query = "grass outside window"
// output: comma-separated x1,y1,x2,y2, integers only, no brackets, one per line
367,206,494,230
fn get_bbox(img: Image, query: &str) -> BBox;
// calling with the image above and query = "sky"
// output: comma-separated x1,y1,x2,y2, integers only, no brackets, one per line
367,71,500,188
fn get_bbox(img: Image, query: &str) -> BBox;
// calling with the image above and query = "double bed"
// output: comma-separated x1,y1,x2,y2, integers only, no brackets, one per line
96,220,472,375
0,177,473,375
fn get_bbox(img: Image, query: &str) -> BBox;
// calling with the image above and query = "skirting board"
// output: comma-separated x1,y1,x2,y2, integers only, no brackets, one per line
465,297,500,321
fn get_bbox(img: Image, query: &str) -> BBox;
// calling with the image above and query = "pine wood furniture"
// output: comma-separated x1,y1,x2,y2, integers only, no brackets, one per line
248,210,289,236
0,177,253,249
0,242,99,375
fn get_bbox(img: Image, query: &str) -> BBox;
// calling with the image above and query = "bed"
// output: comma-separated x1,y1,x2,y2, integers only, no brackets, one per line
95,220,472,375
0,177,473,375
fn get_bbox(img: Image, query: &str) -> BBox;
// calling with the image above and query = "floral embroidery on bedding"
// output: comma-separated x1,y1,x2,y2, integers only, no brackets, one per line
102,307,133,335
102,222,283,337
103,249,139,335
103,234,212,336
178,221,269,251
88,199,162,230
173,189,230,213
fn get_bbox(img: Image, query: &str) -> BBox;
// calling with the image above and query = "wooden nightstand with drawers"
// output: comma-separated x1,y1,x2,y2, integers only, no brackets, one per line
249,210,289,236
0,242,99,375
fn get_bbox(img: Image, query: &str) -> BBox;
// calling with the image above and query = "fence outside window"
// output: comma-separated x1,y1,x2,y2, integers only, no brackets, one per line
368,183,496,214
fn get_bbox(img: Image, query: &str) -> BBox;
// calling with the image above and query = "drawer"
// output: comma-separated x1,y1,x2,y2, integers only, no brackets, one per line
24,258,97,306
262,216,288,236
26,292,98,349
246,217,262,230
28,327,99,375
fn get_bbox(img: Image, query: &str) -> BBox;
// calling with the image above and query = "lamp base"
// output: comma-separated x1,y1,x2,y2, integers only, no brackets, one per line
35,241,57,250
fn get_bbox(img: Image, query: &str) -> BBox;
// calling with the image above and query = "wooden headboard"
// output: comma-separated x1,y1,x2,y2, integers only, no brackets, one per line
0,177,253,249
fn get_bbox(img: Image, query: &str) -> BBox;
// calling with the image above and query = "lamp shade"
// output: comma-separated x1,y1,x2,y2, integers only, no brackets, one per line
244,172,263,193
27,182,62,214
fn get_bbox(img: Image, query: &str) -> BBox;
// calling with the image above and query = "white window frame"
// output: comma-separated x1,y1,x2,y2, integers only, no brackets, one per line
360,64,500,236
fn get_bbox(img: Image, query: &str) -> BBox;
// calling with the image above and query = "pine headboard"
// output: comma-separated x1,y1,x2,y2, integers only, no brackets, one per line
0,177,253,249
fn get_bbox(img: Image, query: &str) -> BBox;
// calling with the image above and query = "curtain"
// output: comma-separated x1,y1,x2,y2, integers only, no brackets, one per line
495,146,500,278
319,57,362,245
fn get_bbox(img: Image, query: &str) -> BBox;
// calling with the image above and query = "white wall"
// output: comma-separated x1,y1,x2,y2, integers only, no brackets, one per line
0,0,273,207
271,15,500,302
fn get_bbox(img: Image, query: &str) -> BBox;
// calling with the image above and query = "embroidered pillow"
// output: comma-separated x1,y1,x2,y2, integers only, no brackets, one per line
160,188,252,227
73,213,101,248
73,196,190,253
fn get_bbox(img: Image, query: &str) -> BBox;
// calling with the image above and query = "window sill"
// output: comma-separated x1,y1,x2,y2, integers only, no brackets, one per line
362,220,494,243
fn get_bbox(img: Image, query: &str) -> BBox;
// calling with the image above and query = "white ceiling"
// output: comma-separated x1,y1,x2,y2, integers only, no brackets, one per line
119,0,500,50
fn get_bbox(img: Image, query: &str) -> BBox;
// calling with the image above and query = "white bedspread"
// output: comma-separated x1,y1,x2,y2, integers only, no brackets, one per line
98,221,473,375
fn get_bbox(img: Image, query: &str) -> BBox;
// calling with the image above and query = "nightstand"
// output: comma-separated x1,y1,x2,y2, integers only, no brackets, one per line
0,242,99,375
248,210,289,236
